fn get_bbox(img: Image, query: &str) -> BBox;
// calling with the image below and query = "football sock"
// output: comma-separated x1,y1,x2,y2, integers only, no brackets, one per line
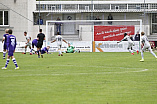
5,59,10,68
25,48,27,53
12,58,18,67
3,51,6,57
30,49,32,53
37,50,40,56
59,50,61,55
150,50,157,58
74,50,78,53
141,51,144,59
30,48,35,53
128,49,133,53
132,49,136,52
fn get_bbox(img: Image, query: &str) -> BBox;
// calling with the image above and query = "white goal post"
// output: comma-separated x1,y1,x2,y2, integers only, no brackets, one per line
46,19,142,52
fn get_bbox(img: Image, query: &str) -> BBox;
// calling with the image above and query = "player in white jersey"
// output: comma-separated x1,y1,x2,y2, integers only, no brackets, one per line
117,33,139,55
51,32,67,56
140,32,157,62
23,31,32,55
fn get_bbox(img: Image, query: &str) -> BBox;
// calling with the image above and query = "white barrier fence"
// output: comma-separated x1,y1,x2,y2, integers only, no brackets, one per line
94,41,140,52
47,41,92,52
0,41,140,52
0,41,92,52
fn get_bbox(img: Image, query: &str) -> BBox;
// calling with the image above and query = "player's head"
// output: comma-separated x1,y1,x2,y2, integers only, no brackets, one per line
24,31,27,36
57,32,61,35
124,33,127,37
8,29,13,34
39,29,42,33
68,42,71,46
5,29,9,33
47,46,50,50
141,32,145,36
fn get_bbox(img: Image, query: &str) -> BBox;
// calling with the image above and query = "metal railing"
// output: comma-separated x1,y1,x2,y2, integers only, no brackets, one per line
36,3,157,12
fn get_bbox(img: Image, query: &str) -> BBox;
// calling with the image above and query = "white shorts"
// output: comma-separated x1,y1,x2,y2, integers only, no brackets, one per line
142,45,151,52
57,45,62,50
127,42,134,49
26,43,31,47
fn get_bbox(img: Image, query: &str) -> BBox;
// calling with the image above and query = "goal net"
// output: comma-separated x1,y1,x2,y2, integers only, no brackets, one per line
46,19,142,52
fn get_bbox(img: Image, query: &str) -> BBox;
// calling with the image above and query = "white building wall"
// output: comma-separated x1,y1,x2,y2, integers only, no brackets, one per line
79,25,93,41
0,0,36,42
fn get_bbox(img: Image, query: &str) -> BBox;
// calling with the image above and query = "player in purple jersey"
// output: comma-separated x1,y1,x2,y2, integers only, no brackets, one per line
2,29,19,70
30,39,38,54
40,46,50,58
2,29,9,59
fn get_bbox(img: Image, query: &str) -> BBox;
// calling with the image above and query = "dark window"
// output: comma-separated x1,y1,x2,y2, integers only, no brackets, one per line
0,11,3,25
152,24,157,33
0,11,9,25
4,11,8,25
152,14,157,23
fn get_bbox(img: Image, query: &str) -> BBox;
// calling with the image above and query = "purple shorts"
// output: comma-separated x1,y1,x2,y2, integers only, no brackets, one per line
3,43,7,50
8,51,14,56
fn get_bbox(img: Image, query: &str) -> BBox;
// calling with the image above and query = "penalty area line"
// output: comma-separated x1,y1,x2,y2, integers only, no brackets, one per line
0,69,149,77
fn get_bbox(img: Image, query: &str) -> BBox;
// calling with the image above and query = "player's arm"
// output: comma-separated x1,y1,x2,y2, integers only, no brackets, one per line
15,37,17,49
26,38,30,44
140,38,144,47
6,36,10,51
46,50,49,54
51,40,56,43
2,36,5,43
117,40,122,43
117,37,126,43
37,34,39,40
63,39,67,44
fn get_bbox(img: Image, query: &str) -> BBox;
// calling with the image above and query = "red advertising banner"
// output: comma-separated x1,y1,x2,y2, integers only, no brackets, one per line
94,26,135,41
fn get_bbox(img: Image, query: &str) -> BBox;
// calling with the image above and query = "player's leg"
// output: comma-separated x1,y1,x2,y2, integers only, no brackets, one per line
3,44,7,59
74,49,80,53
127,45,134,55
140,47,146,62
40,50,45,58
2,52,11,69
148,47,157,58
59,26,61,34
11,56,19,69
3,49,6,59
31,43,35,53
28,44,32,55
127,43,133,54
140,51,144,62
37,48,41,58
66,49,74,53
132,43,139,54
37,42,42,58
24,45,27,54
58,45,62,56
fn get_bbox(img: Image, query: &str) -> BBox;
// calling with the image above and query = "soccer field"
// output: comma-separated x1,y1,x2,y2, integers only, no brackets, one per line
0,52,157,104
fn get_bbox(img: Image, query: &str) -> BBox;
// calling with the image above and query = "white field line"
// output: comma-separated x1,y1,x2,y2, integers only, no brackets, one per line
0,67,148,77
0,64,144,69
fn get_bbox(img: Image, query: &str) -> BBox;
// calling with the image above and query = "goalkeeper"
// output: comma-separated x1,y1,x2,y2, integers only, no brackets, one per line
65,43,80,53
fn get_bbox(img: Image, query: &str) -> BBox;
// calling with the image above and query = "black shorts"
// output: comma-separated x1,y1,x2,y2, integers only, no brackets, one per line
37,42,43,48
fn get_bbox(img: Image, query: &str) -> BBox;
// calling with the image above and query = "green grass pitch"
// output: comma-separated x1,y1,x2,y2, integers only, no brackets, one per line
0,52,157,104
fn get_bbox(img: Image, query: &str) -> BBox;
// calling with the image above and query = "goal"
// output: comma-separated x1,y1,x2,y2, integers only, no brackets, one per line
46,19,142,52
